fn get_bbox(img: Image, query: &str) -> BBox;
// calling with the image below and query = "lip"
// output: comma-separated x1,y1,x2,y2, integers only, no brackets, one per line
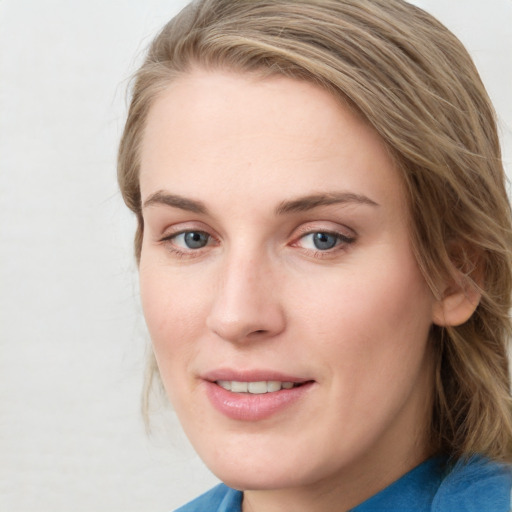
202,368,310,383
201,369,315,421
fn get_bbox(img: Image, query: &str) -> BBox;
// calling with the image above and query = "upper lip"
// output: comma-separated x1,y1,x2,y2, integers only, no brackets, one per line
202,369,312,383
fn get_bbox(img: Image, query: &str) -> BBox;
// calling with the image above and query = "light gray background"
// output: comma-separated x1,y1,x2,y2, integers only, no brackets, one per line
0,1,510,511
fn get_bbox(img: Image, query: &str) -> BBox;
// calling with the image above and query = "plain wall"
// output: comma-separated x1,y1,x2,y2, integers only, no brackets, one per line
0,1,510,511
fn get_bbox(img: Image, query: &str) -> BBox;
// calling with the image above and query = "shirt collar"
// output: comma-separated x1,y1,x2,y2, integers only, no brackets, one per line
350,457,446,512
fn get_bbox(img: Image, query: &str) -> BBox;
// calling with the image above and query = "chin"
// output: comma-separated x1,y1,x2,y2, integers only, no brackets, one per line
212,464,309,492
197,438,335,492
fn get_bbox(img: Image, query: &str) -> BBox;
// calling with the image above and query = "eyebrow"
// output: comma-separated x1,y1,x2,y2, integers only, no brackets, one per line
142,190,379,215
275,192,379,215
142,190,208,214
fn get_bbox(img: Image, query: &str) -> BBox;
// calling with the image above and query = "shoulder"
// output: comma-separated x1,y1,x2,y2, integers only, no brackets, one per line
432,455,512,512
174,483,243,512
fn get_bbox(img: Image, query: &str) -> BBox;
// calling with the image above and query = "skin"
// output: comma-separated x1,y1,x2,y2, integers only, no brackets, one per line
138,69,444,512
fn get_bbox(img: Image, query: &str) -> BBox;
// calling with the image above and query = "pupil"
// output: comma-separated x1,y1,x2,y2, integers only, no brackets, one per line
313,232,337,250
184,231,208,249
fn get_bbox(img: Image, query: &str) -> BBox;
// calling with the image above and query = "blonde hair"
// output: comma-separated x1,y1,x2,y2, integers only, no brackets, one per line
118,0,512,460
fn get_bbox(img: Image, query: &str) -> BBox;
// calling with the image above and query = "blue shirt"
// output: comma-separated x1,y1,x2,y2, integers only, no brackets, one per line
174,456,511,511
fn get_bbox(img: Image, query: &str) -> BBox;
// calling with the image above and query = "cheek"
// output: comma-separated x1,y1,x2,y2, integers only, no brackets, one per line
139,265,208,414
139,267,170,342
289,262,434,445
139,262,205,362
287,251,434,375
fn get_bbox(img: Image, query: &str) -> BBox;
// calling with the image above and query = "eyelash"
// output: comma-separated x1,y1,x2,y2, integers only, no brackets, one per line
159,227,356,259
291,229,356,258
160,230,216,258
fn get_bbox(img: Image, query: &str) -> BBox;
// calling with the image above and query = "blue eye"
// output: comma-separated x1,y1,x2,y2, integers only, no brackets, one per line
297,231,353,252
173,231,211,249
311,232,339,250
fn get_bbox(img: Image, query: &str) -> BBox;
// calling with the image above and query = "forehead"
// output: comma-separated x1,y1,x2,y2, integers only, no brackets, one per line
139,69,405,211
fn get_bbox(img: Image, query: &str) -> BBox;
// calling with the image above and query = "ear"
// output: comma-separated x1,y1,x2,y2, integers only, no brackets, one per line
432,249,483,327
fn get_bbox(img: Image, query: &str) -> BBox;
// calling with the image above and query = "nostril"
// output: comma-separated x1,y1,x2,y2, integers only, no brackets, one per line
245,329,268,339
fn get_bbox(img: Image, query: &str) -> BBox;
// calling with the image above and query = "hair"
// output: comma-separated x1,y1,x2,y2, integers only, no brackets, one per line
118,0,512,461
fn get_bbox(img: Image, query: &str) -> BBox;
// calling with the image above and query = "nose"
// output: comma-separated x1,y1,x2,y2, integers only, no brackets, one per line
206,251,286,343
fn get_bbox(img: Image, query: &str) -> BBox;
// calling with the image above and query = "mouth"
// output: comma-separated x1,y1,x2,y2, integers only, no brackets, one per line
203,373,315,421
215,380,307,394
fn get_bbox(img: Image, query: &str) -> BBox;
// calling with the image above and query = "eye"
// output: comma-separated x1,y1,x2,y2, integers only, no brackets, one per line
167,230,211,250
295,230,355,252
305,232,339,250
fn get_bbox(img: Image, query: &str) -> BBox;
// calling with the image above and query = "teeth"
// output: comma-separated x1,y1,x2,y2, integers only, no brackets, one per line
267,381,281,392
216,380,299,394
217,380,232,391
231,381,248,392
248,381,267,394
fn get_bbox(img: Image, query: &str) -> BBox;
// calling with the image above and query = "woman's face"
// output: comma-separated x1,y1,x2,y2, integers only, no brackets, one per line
139,70,437,497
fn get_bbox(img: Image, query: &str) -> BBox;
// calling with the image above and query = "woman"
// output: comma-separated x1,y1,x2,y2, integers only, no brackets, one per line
118,0,512,510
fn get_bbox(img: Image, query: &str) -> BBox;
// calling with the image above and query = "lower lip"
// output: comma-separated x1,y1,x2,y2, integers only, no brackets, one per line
204,381,314,421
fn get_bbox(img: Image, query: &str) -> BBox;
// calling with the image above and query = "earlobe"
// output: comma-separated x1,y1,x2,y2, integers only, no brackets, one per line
432,278,481,327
